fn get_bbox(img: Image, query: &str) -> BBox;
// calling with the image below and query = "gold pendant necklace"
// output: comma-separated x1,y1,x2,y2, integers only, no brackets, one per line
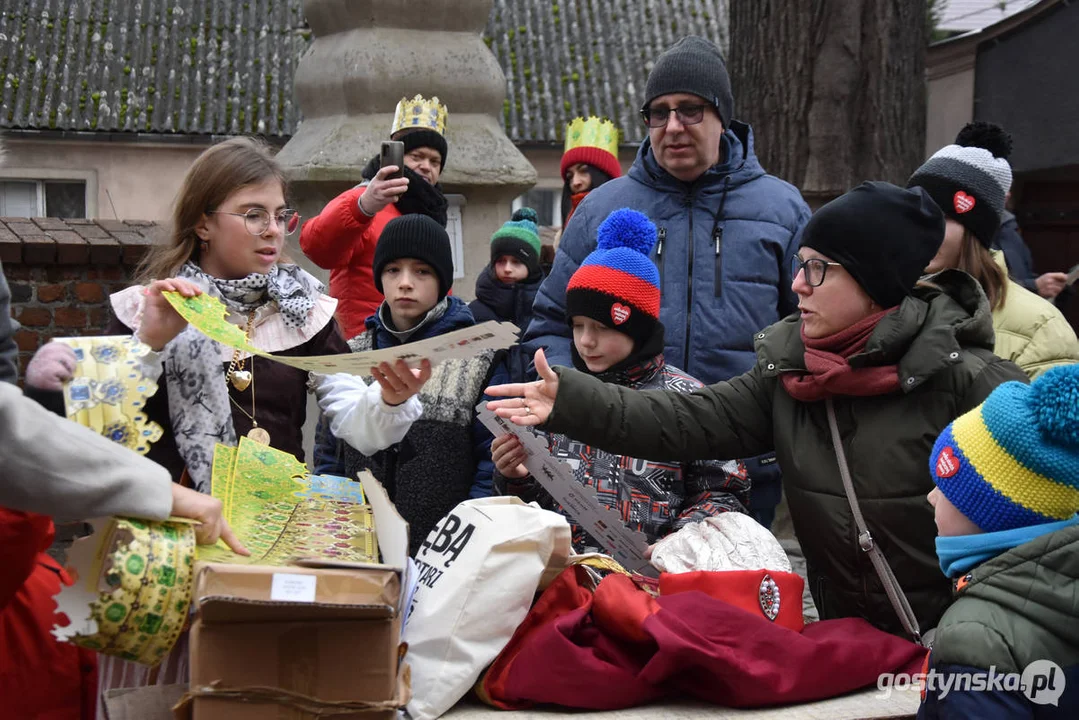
226,312,257,392
225,311,270,445
231,369,252,392
247,425,270,445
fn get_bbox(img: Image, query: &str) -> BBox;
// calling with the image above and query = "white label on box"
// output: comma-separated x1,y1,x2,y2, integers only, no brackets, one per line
270,573,317,603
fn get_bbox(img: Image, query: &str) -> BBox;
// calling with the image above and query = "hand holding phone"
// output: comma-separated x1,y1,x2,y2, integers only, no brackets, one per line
381,141,405,180
357,143,410,216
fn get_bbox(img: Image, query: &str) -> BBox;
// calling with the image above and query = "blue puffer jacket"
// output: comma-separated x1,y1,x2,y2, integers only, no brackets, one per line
525,121,810,383
524,122,811,498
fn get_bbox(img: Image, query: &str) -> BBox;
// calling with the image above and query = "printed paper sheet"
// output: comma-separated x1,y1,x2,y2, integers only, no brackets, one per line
163,290,519,374
476,405,657,577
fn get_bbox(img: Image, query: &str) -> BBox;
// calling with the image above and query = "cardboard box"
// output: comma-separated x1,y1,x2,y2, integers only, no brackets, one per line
184,472,411,720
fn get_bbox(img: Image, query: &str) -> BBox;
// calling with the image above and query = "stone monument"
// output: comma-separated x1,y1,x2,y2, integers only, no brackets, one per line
276,0,538,300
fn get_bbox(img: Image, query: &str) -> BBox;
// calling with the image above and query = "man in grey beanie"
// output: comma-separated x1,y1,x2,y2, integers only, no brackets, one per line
526,35,812,529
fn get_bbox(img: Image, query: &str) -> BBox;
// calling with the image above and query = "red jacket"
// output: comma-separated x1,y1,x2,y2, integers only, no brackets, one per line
0,509,97,719
300,185,398,339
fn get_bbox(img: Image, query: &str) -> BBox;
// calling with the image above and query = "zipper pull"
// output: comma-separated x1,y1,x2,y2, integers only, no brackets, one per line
713,226,724,298
655,227,666,287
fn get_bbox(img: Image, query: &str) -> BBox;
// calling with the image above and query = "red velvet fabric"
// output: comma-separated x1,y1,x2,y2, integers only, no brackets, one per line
659,569,806,632
0,509,98,719
481,567,926,711
781,308,901,402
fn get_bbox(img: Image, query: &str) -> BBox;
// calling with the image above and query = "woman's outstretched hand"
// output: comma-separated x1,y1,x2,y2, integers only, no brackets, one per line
485,348,559,426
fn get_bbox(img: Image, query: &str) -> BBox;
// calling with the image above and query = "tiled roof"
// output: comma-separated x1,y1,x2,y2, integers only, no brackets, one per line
936,0,1034,31
0,0,309,136
0,216,161,266
0,0,729,145
485,0,729,145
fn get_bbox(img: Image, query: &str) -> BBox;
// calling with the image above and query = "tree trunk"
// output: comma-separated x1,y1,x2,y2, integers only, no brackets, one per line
729,0,928,206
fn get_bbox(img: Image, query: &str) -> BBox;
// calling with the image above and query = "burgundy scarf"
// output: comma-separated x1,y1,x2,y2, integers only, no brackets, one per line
781,309,901,402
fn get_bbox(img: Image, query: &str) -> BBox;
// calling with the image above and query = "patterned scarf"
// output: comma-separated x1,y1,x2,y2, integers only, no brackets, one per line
781,309,901,402
161,262,323,493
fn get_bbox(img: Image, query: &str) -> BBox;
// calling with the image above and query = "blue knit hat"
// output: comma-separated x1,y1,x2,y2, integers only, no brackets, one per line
565,208,661,345
929,365,1079,533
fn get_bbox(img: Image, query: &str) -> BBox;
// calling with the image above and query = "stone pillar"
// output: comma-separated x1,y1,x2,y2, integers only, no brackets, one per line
277,0,537,300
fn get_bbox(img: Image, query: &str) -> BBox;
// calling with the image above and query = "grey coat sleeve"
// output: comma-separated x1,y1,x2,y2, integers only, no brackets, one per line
0,382,174,521
0,264,19,385
545,364,777,462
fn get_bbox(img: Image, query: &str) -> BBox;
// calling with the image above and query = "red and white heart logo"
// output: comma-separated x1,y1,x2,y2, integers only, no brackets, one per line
610,303,631,325
935,446,960,478
953,191,976,214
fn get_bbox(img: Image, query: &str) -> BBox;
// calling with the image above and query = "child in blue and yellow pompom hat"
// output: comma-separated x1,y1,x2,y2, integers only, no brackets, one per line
919,365,1079,719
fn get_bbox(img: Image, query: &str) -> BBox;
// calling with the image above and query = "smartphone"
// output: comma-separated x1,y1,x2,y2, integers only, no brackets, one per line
1067,262,1079,286
381,140,405,179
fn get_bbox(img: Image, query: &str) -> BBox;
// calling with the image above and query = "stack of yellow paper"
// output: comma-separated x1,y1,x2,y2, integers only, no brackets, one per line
197,437,378,565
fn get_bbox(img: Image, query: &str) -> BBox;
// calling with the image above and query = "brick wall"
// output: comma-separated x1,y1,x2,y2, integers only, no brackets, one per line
1,217,161,378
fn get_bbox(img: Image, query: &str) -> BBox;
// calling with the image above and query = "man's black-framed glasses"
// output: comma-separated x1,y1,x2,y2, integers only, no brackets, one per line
791,255,842,287
640,103,708,128
208,208,300,236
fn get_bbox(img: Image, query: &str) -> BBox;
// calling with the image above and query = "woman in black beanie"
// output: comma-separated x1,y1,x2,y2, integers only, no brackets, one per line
488,181,1028,641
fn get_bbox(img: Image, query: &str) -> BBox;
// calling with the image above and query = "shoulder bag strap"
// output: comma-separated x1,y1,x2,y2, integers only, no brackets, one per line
825,397,924,645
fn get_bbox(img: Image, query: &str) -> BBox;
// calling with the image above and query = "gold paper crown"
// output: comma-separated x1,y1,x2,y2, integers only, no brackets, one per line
564,116,619,157
391,94,449,137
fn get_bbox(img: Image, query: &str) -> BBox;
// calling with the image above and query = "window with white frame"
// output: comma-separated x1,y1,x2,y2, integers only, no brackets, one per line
445,194,467,279
512,185,563,228
0,179,88,218
0,168,97,219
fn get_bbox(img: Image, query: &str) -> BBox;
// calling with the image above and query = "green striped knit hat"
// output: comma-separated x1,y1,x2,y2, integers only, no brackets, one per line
490,207,542,277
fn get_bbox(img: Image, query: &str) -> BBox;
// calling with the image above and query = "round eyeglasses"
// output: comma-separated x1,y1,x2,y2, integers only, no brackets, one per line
791,255,843,287
208,208,300,236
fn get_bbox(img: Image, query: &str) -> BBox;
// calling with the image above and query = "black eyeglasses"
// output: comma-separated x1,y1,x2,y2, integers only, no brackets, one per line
208,208,300,236
640,103,708,128
791,255,843,287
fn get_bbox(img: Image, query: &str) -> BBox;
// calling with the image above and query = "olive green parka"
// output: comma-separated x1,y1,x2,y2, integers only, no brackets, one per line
545,270,1028,635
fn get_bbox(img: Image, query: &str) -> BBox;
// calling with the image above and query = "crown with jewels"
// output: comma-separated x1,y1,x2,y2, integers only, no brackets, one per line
391,94,449,137
564,116,619,157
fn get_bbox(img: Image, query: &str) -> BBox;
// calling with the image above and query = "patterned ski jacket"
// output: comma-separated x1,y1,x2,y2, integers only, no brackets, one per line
495,354,749,551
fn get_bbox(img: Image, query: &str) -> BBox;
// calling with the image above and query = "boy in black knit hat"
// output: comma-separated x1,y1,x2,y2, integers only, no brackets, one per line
316,214,508,555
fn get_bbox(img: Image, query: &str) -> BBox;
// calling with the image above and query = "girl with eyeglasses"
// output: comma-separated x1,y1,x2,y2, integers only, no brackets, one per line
21,137,429,703
89,136,353,493
488,182,1029,641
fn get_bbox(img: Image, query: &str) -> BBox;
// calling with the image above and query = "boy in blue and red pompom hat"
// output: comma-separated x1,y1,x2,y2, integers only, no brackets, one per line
919,364,1079,718
492,208,750,551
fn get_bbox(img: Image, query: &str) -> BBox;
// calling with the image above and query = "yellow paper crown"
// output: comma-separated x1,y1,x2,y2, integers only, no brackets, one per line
564,116,619,157
392,94,449,136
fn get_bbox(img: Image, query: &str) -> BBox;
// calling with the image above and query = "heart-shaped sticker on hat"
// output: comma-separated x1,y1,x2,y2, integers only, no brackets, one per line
936,446,960,478
953,191,976,214
611,303,631,325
